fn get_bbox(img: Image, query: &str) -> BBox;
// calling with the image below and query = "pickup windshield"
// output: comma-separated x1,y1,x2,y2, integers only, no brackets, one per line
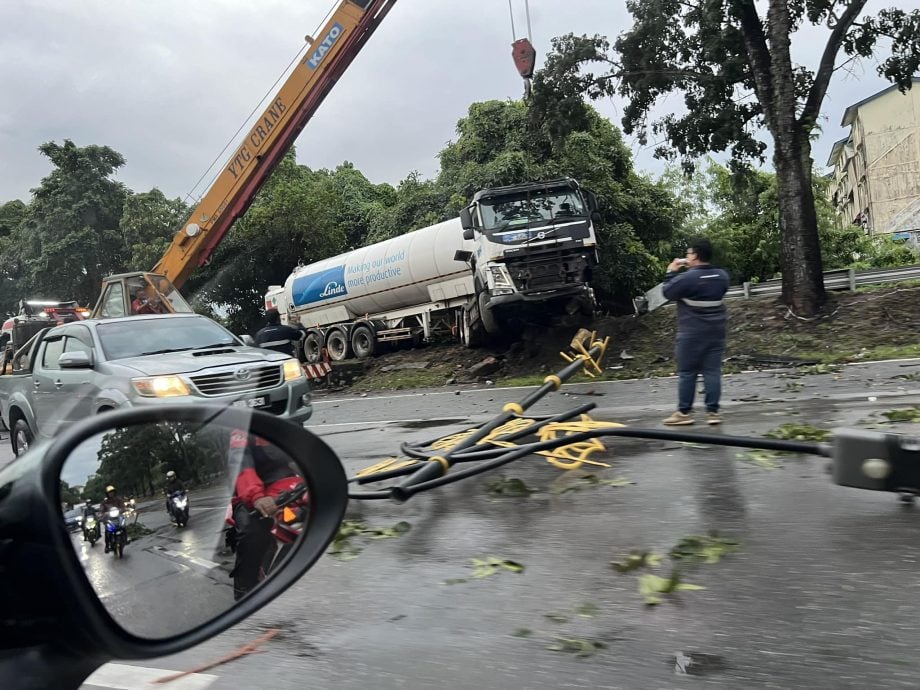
96,318,238,361
479,190,586,233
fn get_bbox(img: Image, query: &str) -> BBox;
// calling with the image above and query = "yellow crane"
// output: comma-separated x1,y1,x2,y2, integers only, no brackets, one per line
91,0,396,319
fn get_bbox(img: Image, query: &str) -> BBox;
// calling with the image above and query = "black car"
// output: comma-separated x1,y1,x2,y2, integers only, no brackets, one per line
63,507,83,532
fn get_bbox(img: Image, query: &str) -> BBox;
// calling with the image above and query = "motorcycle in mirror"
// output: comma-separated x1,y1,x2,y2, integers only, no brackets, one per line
167,490,190,527
59,418,312,639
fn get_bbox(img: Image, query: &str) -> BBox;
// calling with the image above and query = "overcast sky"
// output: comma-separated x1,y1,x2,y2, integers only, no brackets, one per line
0,0,915,205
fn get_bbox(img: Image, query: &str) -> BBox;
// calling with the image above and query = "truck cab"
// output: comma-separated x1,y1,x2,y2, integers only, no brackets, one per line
459,178,599,333
91,272,195,319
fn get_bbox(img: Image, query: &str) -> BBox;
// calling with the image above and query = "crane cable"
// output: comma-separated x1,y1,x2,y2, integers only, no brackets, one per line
182,0,340,206
507,0,533,42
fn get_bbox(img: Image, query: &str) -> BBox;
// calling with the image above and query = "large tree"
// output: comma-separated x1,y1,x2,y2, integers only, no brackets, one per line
532,3,920,315
17,140,129,305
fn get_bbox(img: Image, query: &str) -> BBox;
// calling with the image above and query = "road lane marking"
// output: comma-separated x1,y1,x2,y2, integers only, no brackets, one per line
151,545,222,570
82,663,217,689
312,417,474,428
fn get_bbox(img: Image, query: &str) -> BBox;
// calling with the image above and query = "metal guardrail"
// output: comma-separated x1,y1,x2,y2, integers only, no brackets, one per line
634,264,920,314
725,264,920,299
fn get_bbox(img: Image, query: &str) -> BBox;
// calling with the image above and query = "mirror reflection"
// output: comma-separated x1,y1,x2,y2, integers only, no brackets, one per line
58,421,310,639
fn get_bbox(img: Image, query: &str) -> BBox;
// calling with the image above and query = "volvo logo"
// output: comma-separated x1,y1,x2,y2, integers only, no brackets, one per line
234,368,253,381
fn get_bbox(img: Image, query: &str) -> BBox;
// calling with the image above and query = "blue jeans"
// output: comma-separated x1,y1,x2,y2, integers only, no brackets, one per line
676,334,725,414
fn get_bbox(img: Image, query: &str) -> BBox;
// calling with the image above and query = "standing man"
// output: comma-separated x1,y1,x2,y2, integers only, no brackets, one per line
254,308,304,357
661,238,730,426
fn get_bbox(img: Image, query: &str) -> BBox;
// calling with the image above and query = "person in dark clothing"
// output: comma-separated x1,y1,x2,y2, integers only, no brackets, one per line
100,486,127,553
661,238,730,426
163,470,186,514
227,429,302,601
254,308,304,357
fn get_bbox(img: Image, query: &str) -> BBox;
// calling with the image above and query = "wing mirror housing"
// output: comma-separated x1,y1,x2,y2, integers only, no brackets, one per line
59,351,94,369
0,405,347,687
459,206,474,231
239,334,256,346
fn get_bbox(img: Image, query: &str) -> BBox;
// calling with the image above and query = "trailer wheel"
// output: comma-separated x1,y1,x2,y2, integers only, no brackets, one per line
303,329,324,363
351,325,376,359
325,329,351,361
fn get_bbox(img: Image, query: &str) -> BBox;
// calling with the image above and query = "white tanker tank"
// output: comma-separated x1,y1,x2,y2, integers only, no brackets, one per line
268,178,600,362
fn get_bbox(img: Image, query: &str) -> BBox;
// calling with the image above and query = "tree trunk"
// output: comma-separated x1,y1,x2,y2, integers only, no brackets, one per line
773,130,826,315
764,0,826,316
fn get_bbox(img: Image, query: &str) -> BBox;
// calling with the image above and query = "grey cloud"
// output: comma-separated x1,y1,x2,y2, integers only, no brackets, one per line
0,0,914,204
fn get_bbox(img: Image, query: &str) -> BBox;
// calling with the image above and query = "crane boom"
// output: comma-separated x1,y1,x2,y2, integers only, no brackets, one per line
157,0,396,289
91,0,395,320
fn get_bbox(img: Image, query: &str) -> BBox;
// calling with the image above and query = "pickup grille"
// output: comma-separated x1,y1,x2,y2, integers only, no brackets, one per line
190,364,283,397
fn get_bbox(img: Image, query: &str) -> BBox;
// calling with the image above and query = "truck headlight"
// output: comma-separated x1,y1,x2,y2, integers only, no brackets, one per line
283,359,304,381
489,265,515,292
132,376,190,397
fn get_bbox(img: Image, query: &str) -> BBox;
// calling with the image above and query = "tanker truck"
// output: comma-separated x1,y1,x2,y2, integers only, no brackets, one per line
266,178,599,362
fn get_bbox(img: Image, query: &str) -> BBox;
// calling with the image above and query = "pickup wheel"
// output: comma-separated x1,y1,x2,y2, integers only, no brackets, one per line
11,418,34,457
351,325,376,359
325,329,351,361
303,329,324,363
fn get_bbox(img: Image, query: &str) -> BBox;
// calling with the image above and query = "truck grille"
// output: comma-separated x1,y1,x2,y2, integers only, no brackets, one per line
190,364,283,396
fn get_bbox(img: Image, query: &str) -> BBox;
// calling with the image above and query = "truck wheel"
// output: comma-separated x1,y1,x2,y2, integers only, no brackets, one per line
478,291,501,335
351,325,376,359
325,329,351,361
303,330,323,363
461,307,485,348
12,418,33,457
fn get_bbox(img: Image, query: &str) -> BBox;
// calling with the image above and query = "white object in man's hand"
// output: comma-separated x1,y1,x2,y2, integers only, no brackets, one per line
667,258,688,272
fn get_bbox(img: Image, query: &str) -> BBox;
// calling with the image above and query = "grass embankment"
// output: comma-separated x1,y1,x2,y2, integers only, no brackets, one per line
346,284,920,391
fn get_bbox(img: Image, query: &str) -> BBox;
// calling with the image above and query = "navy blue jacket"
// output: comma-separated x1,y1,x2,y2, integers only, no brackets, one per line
662,264,730,337
254,323,304,356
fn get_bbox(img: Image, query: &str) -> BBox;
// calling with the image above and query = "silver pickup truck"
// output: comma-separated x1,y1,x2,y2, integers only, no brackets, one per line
0,313,312,456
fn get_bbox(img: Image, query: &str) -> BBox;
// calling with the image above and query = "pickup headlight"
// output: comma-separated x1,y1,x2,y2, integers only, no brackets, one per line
489,265,515,294
132,375,190,397
283,359,304,381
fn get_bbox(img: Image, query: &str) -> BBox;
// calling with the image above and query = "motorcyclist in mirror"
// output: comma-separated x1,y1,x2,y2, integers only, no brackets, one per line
227,429,300,601
254,308,305,357
81,500,98,542
100,485,126,553
163,470,186,512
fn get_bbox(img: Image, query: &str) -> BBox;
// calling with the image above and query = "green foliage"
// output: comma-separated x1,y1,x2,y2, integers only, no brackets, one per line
531,4,920,314
58,481,83,507
764,423,831,442
187,150,347,334
657,162,915,284
119,188,189,271
93,423,227,498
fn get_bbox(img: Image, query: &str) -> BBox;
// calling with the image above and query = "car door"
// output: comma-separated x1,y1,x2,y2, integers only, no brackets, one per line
30,334,65,438
57,326,101,427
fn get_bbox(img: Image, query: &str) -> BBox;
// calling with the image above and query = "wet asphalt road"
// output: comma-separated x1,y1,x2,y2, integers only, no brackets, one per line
3,359,919,687
122,359,920,689
68,485,237,640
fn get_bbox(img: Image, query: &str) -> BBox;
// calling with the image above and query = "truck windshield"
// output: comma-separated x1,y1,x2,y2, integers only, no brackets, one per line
479,190,586,232
96,318,238,360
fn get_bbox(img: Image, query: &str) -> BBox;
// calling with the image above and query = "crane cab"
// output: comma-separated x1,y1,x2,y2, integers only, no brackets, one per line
91,272,195,320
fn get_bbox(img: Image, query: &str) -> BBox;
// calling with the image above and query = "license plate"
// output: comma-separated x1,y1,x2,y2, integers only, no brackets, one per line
233,396,268,409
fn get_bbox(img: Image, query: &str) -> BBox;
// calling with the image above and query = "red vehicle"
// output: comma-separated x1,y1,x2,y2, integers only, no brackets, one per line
224,479,309,582
1,300,89,372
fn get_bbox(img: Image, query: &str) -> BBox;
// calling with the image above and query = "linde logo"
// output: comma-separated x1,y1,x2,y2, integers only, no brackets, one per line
319,281,346,298
306,23,344,69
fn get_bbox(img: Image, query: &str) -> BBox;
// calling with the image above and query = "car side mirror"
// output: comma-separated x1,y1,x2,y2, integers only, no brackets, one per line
239,334,256,346
591,211,602,224
454,250,473,263
462,228,475,241
0,405,348,687
59,351,93,369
